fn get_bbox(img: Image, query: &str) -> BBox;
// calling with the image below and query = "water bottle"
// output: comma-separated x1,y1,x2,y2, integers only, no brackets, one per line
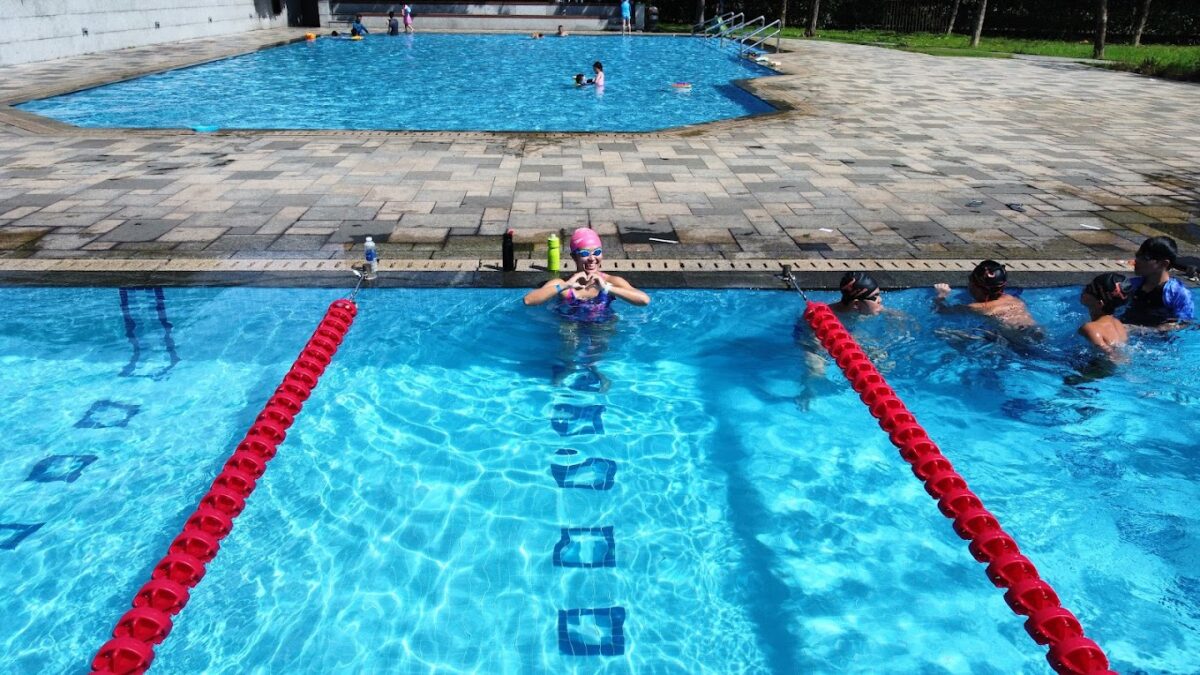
547,234,560,275
364,236,378,277
502,229,516,272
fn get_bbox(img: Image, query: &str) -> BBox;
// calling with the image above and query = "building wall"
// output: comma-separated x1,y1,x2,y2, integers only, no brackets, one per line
0,0,288,66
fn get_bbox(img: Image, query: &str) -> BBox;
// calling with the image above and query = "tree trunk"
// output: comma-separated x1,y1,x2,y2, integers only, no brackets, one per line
696,0,706,27
1093,0,1107,60
946,0,961,34
970,0,987,48
780,0,788,34
806,0,820,37
1132,0,1152,47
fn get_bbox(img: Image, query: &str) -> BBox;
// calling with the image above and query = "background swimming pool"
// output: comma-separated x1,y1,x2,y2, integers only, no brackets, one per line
0,287,1197,673
16,35,775,132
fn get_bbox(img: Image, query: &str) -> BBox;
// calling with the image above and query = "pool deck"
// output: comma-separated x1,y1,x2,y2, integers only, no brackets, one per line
1,28,1198,288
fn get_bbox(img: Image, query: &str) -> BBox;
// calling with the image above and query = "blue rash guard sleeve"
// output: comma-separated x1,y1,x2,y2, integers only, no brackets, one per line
1164,278,1195,321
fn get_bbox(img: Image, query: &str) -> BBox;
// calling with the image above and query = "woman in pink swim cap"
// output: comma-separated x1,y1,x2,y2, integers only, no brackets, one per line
524,227,650,312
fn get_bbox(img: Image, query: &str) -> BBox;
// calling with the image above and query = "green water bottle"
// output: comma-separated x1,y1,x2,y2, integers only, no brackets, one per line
547,234,560,275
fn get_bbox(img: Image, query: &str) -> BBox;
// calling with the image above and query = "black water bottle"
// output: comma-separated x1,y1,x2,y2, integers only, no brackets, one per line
502,229,516,272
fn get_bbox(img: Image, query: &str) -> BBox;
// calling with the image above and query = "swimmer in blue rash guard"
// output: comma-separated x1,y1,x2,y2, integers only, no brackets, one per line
351,14,369,35
1120,236,1195,328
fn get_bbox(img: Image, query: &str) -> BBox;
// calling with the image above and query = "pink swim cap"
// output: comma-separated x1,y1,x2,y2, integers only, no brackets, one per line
569,227,602,251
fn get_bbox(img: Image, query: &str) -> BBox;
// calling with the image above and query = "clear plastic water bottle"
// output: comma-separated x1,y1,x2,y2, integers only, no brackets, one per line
364,236,378,276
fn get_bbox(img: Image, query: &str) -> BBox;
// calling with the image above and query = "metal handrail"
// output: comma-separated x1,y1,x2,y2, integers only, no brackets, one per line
692,11,735,35
710,12,744,37
739,19,781,53
718,15,763,42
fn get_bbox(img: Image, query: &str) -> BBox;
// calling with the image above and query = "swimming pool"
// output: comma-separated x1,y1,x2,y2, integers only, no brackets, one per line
0,286,1197,673
15,35,776,132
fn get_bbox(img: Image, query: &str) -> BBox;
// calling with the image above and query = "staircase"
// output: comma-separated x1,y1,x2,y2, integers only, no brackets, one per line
325,1,627,32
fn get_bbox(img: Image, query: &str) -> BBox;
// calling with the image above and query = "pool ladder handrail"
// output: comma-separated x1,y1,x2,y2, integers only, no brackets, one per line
692,11,737,36
703,12,745,42
716,15,764,46
739,19,782,55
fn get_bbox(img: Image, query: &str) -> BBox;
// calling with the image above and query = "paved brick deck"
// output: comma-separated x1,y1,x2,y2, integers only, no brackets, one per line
1,29,1198,283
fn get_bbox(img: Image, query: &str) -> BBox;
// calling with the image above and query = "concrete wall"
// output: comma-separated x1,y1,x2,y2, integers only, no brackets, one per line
0,0,288,66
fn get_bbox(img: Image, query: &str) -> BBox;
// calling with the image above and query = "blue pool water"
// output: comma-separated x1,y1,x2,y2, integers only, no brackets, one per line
1,287,1198,673
16,35,776,132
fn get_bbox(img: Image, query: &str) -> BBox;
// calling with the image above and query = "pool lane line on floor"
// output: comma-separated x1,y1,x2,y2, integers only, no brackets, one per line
89,298,358,675
800,300,1113,675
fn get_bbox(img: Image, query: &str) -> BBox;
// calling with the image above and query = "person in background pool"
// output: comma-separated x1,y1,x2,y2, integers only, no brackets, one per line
574,73,586,86
1079,272,1132,355
934,260,1039,333
1120,236,1195,328
591,61,605,87
620,0,632,34
351,14,369,35
524,228,650,315
531,32,544,39
557,25,569,37
387,11,400,35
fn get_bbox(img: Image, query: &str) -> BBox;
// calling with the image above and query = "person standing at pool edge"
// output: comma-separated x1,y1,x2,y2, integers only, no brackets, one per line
387,11,400,35
351,14,369,35
403,4,414,33
524,228,649,309
620,0,632,34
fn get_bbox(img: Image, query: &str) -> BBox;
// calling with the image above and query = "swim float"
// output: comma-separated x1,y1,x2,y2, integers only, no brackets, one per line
671,82,692,90
305,33,316,40
350,35,363,41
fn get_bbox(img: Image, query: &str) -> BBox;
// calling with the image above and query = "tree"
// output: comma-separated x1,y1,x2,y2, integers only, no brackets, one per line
970,0,987,48
1132,0,1152,47
696,0,706,27
806,0,820,37
780,0,788,37
946,0,962,35
1093,0,1107,60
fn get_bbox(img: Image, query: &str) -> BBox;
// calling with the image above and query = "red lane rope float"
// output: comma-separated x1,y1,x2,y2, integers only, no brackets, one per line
802,301,1114,675
90,298,358,675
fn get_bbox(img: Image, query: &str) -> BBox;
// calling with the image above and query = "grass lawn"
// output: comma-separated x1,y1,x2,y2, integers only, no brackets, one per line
659,24,1200,80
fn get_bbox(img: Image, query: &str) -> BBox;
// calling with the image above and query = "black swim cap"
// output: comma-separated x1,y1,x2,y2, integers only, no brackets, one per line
839,271,879,301
1136,236,1178,266
970,260,1007,299
1084,272,1133,314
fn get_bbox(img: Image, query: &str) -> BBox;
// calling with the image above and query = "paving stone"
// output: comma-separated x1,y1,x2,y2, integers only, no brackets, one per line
329,220,396,243
100,220,176,242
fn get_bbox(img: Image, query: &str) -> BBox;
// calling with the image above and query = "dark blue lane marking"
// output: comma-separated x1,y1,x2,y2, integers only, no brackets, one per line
76,400,140,429
553,526,615,568
558,607,626,656
28,455,98,483
119,287,180,380
551,365,606,392
551,457,617,490
0,523,44,551
551,404,605,436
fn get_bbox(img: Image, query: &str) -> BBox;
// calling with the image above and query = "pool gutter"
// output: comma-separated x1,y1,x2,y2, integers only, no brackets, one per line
0,257,1135,289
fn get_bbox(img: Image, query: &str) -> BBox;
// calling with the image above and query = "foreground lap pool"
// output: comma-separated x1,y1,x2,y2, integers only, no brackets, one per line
1,287,1197,673
16,35,776,132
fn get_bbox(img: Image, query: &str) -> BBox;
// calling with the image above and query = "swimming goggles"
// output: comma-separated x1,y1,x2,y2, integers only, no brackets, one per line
573,248,603,258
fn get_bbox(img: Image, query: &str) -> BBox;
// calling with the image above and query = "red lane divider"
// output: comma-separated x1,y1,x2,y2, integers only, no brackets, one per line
90,298,358,675
802,302,1114,675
